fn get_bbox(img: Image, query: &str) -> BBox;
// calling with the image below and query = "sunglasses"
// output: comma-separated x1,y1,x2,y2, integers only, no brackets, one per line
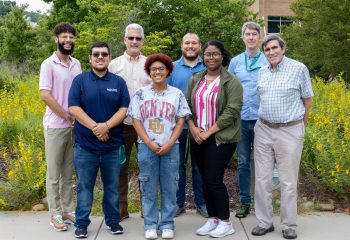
91,52,109,58
127,36,142,41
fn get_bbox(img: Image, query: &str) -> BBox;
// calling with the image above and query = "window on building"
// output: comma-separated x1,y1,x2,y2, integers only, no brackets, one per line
267,16,293,34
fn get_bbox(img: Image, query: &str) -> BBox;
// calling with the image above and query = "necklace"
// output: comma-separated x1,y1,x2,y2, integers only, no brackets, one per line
205,75,220,86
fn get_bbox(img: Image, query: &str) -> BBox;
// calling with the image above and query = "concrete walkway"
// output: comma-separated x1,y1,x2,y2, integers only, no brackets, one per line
0,211,349,240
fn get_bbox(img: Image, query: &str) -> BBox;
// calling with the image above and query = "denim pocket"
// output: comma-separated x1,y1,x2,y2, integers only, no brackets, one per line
139,176,150,196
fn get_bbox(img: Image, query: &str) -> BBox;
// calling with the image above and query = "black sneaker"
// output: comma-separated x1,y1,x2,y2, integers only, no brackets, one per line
108,223,124,234
75,227,88,238
235,204,250,218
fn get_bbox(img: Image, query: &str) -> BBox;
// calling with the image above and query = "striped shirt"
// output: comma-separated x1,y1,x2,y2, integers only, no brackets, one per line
258,56,314,123
194,76,220,131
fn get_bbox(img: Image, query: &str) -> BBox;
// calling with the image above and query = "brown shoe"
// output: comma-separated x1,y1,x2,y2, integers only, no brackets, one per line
62,212,75,225
50,215,68,231
120,209,129,222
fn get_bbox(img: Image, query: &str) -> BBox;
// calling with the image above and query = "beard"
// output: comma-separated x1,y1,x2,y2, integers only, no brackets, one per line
58,41,74,55
183,51,199,61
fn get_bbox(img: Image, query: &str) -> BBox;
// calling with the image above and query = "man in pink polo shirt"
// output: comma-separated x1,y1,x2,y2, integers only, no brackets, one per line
39,22,82,232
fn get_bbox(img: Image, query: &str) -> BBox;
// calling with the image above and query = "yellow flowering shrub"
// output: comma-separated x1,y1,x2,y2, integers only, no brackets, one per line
0,72,46,209
303,76,350,200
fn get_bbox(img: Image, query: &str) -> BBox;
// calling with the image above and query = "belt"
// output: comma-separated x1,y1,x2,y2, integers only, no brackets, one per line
259,118,303,128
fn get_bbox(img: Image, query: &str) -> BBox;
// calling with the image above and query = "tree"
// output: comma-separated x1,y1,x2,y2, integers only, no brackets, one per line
133,0,257,59
0,6,35,66
0,1,15,17
282,0,350,82
74,0,140,69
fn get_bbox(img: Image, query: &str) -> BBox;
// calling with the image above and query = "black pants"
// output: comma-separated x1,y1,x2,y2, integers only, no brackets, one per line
190,136,236,220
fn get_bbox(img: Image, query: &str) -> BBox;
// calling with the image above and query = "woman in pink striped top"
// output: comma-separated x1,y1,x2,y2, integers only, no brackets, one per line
186,40,243,238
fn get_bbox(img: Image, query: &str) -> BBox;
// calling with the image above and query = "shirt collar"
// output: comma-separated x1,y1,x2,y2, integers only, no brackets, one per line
268,56,287,72
123,51,141,62
179,56,203,67
90,69,111,81
244,50,261,59
151,83,169,95
52,52,73,65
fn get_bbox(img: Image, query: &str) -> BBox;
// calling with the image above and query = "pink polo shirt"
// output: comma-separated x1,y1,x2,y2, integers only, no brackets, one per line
39,52,82,129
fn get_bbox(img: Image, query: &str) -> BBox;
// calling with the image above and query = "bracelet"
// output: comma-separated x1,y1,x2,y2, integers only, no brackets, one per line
105,122,110,131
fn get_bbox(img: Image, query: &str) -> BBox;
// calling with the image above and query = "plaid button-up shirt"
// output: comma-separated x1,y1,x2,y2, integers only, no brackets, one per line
257,56,314,123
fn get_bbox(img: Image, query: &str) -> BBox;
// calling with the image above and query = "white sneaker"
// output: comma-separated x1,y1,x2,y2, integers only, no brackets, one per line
161,229,174,239
196,218,219,236
209,220,235,238
145,229,157,239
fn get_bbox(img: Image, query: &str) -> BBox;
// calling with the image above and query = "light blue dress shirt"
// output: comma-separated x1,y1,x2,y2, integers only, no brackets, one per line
228,51,268,120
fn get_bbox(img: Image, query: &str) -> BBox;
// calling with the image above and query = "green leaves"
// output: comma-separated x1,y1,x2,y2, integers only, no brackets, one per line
283,0,350,82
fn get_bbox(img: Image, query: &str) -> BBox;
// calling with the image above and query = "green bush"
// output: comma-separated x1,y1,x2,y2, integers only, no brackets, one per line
302,76,350,200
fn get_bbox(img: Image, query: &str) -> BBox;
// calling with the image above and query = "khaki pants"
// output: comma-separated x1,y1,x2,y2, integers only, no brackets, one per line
254,120,304,230
44,128,74,216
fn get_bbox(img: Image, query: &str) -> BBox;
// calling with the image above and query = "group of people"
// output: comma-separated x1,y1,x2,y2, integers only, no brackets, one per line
39,21,313,240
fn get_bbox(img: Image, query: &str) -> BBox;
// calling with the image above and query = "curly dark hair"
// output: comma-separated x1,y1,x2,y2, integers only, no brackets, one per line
203,40,231,67
54,22,76,37
144,53,174,77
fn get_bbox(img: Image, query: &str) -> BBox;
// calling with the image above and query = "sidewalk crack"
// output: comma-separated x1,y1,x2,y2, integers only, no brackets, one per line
94,217,104,240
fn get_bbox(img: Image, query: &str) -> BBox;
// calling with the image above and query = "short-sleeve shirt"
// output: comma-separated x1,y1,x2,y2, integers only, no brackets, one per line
108,52,151,125
228,51,268,120
167,56,206,94
258,56,314,123
39,52,82,129
127,84,191,146
68,70,130,153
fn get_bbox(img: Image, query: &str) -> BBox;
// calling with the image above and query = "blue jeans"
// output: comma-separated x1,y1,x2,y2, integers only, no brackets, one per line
176,129,205,208
237,120,257,205
138,143,179,230
74,144,122,228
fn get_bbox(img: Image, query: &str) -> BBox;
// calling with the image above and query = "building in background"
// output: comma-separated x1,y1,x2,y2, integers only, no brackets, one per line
250,0,294,35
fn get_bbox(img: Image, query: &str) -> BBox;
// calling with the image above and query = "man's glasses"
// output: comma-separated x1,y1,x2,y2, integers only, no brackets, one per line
127,36,142,41
244,32,259,37
91,52,109,58
150,66,166,72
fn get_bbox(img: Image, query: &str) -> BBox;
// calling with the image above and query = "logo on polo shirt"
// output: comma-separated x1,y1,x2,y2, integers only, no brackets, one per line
107,88,118,92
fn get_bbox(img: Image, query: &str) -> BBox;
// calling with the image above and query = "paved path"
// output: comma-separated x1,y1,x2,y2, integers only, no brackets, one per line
0,211,349,240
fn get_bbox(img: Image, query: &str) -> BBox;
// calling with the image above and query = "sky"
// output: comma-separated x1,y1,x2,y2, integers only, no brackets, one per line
14,0,52,12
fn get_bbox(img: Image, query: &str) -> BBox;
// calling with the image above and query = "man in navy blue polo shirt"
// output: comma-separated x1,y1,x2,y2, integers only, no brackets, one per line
68,42,130,238
167,32,207,218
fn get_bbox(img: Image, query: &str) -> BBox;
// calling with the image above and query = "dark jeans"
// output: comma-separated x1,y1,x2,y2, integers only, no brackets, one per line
237,120,256,205
74,144,121,227
176,129,205,208
190,136,236,220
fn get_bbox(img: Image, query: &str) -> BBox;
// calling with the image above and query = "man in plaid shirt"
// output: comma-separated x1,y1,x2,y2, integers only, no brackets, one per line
251,34,313,240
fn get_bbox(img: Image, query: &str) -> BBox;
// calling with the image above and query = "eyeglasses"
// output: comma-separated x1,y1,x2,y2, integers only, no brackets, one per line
244,32,259,37
150,66,166,72
91,52,109,58
204,52,222,58
127,36,142,41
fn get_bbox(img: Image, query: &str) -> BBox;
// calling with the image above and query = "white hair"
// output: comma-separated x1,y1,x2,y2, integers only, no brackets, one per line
124,23,144,39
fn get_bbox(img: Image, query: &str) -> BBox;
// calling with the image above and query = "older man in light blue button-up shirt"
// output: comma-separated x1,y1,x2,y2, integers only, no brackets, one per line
228,22,268,219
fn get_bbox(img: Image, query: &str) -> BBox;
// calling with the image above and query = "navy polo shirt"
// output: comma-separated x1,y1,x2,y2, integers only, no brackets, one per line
68,69,130,153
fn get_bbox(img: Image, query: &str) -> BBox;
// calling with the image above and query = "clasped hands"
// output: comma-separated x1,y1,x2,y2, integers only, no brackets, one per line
146,140,172,155
92,122,109,141
190,127,211,144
